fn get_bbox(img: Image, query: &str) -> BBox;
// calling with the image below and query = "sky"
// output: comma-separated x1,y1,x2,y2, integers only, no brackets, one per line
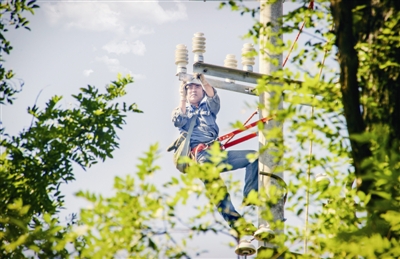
3,0,312,258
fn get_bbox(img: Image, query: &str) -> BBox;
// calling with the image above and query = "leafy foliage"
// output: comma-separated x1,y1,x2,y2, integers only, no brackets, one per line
0,74,142,257
1,0,400,258
58,144,196,258
0,0,39,105
220,0,400,257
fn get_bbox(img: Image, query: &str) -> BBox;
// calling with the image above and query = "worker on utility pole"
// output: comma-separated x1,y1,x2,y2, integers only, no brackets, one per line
171,73,259,239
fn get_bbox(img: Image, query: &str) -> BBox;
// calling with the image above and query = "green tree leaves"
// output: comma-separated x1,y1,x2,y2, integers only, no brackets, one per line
0,74,142,257
219,0,400,257
0,0,39,105
1,0,399,258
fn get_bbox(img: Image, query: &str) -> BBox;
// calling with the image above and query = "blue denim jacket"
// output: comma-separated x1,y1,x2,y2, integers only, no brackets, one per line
172,89,220,149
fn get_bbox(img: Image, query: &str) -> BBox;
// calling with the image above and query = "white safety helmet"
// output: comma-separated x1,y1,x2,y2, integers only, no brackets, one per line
184,76,203,89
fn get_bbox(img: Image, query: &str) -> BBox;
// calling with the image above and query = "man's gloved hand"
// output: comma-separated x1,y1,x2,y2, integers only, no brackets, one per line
193,73,204,82
179,81,187,101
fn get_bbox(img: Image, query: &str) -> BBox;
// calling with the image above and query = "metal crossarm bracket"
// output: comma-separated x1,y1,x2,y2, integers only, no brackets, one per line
193,62,303,85
204,78,256,96
191,62,320,106
193,62,263,84
177,72,256,96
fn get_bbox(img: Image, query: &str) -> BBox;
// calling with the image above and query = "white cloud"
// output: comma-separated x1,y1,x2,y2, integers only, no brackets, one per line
43,3,124,32
43,2,187,33
132,41,146,56
121,2,187,24
83,69,94,77
131,74,146,80
95,56,146,79
152,2,187,24
95,56,121,73
129,26,154,38
102,40,146,56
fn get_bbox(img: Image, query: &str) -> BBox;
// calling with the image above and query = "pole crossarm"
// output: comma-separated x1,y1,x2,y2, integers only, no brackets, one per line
178,71,256,96
190,63,320,106
179,70,320,106
193,62,263,84
193,62,302,85
202,78,256,96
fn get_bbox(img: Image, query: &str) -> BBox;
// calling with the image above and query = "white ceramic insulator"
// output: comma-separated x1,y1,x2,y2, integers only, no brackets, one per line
192,32,206,63
224,54,237,83
175,44,188,73
224,54,238,69
242,43,255,71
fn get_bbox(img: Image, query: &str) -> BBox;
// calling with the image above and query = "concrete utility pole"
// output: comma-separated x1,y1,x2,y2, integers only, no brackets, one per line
258,0,285,252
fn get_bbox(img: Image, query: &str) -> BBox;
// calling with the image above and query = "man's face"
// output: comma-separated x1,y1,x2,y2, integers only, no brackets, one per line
186,83,204,106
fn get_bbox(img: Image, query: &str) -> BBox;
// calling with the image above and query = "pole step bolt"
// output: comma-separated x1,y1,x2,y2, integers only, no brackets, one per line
254,224,275,242
235,240,256,256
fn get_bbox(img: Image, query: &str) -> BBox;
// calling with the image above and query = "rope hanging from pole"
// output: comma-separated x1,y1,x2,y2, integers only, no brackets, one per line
304,9,336,257
304,46,328,254
282,0,315,67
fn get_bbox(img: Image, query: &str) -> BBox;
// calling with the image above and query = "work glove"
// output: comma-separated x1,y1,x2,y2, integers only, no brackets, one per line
193,73,204,82
179,81,187,101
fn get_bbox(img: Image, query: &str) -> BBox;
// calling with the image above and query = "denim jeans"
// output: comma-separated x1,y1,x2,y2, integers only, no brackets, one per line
196,149,259,227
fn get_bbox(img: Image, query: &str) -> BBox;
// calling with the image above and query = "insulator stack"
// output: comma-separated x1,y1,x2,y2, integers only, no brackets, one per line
175,44,188,74
223,54,237,83
241,43,255,72
224,54,238,68
192,32,206,63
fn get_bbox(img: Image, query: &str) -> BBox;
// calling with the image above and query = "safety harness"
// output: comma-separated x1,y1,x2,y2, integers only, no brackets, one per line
191,112,273,158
